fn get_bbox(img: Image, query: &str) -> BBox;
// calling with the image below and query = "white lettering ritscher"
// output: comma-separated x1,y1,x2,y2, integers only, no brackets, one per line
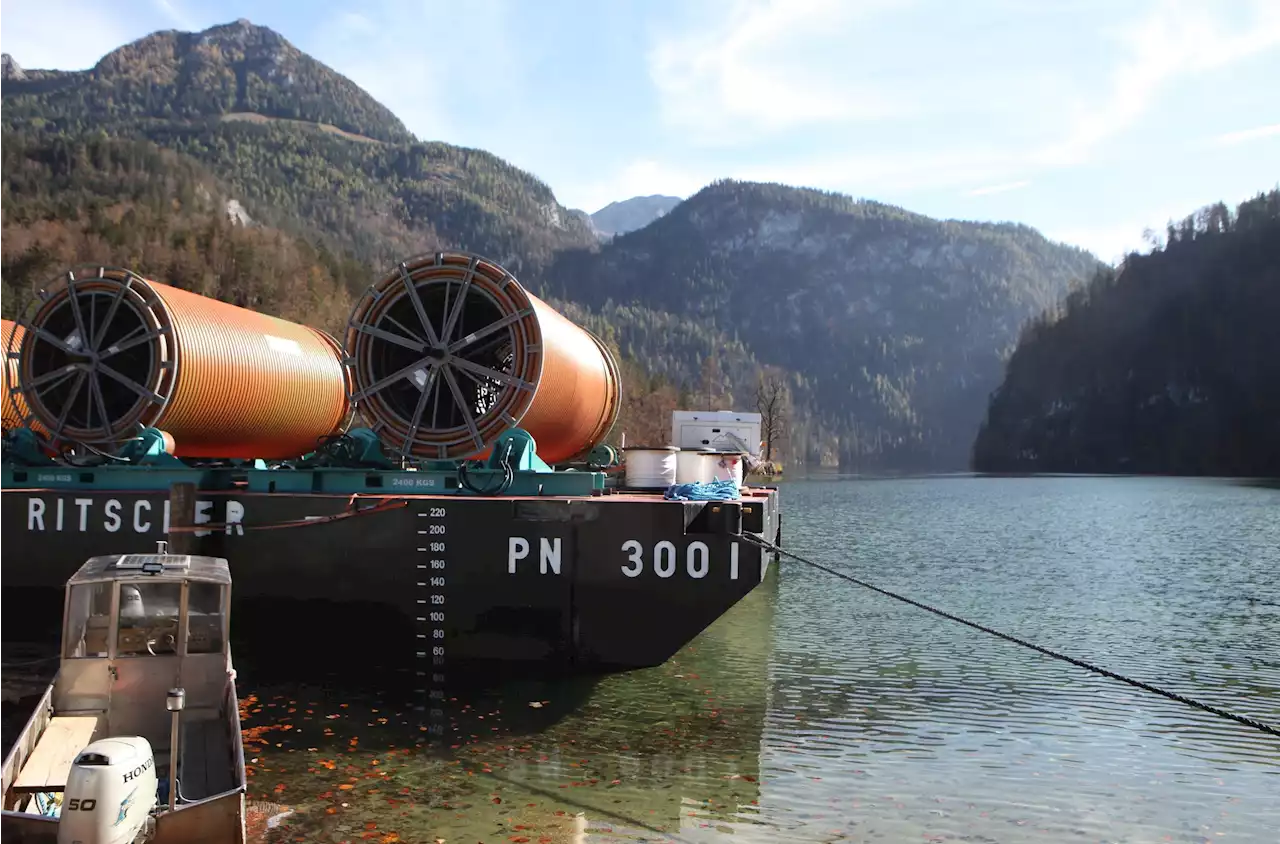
25,496,245,535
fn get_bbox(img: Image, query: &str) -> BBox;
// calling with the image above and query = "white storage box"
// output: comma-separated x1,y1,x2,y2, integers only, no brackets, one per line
670,411,761,456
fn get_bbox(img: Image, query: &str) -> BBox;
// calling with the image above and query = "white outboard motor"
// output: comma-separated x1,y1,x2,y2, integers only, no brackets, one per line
57,736,158,844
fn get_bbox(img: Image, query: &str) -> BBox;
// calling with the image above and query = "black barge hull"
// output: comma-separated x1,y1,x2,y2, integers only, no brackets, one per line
2,487,780,676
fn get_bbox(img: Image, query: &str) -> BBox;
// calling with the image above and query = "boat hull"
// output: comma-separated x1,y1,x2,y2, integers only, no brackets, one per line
2,487,780,677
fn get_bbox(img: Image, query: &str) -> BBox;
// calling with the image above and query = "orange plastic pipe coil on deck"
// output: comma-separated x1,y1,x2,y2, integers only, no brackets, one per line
15,266,352,459
2,318,37,431
344,251,621,464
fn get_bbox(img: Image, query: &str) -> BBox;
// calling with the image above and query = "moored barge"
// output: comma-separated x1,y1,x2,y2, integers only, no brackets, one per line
2,252,781,681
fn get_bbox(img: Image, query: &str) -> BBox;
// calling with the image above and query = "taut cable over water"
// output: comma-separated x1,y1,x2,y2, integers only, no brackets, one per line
741,535,1280,739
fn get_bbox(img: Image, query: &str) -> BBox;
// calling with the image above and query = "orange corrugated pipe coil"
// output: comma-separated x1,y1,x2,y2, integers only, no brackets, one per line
344,251,621,464
2,318,38,431
17,266,351,459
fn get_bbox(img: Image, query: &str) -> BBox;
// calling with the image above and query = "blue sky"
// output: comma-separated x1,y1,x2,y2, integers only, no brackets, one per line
4,0,1278,262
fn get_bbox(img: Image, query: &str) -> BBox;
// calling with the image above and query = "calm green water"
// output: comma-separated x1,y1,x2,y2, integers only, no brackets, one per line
245,476,1280,843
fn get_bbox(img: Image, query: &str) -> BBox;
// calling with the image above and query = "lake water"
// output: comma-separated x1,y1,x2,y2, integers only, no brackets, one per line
243,476,1280,843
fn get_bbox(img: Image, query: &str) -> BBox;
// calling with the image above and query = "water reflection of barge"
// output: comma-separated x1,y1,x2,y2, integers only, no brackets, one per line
2,252,781,680
234,557,781,841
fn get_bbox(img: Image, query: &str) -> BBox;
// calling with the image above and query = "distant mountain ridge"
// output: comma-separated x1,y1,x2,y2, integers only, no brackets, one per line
591,195,682,236
3,19,1106,469
549,180,1103,467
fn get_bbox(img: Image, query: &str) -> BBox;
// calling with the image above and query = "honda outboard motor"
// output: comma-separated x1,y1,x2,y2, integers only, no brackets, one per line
57,737,157,844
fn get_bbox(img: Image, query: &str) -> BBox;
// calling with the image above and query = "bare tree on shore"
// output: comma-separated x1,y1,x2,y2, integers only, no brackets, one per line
755,368,790,463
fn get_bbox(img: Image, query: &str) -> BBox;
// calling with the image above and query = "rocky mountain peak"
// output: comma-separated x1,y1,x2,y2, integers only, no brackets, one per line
193,18,290,54
1,54,26,81
23,18,418,144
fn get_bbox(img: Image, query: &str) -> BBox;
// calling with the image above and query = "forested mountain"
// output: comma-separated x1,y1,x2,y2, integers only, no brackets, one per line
972,190,1280,477
591,195,682,236
549,182,1102,468
0,21,598,272
3,19,1104,469
0,126,760,452
0,133,358,331
1,20,412,142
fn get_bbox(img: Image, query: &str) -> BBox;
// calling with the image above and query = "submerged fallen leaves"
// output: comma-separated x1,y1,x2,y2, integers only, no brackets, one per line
236,655,762,843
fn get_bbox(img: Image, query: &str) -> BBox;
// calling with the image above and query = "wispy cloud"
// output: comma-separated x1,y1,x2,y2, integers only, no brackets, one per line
644,0,1280,191
967,181,1031,197
1213,123,1280,147
646,0,915,145
1033,0,1280,167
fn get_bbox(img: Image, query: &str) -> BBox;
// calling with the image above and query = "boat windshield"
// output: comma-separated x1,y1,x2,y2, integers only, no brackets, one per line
116,581,182,656
64,579,227,658
64,582,113,658
186,581,227,654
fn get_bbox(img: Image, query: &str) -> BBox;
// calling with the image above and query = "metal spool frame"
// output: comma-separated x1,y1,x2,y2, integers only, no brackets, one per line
12,266,179,450
344,252,621,463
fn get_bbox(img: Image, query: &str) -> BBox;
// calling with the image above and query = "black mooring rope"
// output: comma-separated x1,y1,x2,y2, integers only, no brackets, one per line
742,535,1280,739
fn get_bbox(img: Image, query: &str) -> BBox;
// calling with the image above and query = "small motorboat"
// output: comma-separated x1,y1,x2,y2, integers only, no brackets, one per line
2,546,247,843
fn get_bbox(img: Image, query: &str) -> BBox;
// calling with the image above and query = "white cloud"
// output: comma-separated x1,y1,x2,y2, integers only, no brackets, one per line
1033,0,1280,167
646,0,915,145
1213,123,1280,146
642,0,1280,196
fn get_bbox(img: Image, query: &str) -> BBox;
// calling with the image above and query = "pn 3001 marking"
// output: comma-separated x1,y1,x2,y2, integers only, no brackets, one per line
621,539,744,579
